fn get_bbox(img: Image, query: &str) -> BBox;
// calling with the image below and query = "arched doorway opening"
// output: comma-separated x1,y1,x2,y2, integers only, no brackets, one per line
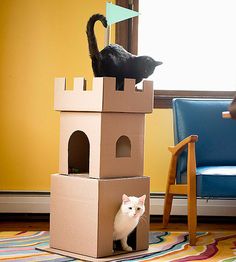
68,131,90,174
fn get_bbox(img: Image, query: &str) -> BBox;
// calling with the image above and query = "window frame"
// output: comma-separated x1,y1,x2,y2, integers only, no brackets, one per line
116,0,235,108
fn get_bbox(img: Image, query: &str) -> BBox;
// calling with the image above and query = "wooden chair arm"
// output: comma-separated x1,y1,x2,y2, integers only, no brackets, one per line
168,135,198,156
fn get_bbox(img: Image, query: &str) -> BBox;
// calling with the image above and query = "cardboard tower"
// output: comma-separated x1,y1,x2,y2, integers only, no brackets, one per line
50,77,154,259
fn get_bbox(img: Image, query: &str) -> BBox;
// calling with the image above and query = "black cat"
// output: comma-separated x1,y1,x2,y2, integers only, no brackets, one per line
86,14,162,90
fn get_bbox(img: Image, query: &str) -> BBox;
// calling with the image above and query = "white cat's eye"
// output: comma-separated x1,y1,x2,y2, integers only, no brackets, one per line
137,207,141,211
128,207,132,210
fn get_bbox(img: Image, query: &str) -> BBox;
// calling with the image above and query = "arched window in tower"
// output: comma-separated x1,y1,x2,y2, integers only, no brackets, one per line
116,135,131,158
68,130,90,174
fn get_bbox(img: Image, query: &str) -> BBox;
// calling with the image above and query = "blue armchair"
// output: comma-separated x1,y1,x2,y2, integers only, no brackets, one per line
163,98,236,245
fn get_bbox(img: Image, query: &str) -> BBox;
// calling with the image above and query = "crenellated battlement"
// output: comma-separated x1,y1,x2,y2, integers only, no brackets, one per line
54,77,153,113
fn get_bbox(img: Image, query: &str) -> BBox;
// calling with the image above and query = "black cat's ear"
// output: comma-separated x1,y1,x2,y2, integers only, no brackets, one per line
155,61,163,66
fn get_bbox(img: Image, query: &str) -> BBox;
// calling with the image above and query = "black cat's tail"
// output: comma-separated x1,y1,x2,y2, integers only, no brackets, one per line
86,14,107,60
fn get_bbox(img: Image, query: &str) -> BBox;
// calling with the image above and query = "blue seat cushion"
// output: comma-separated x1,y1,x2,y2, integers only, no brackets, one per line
196,166,236,197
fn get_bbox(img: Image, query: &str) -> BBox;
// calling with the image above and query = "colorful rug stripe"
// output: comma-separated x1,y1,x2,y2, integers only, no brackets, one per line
0,231,235,261
0,231,74,261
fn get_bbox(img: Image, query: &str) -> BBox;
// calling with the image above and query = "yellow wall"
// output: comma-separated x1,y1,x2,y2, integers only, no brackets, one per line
0,0,173,192
144,109,173,192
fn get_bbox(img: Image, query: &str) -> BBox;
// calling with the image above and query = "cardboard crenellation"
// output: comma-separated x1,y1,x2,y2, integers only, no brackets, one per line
54,77,104,112
54,76,153,113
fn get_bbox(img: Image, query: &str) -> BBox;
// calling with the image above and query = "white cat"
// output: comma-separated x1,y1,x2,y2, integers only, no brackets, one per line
113,194,146,252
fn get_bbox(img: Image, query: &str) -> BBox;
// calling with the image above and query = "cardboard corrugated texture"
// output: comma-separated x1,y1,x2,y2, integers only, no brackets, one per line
59,112,145,179
50,174,150,258
54,77,154,113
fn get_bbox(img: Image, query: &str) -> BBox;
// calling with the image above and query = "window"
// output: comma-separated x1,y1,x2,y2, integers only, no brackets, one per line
139,0,236,92
116,136,131,157
116,0,235,108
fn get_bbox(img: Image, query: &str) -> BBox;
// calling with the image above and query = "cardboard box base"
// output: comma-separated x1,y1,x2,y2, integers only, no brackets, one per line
38,246,159,262
50,174,150,258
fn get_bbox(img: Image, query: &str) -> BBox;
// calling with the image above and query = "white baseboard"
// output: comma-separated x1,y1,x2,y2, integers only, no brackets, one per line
0,192,50,213
0,192,236,216
150,196,236,216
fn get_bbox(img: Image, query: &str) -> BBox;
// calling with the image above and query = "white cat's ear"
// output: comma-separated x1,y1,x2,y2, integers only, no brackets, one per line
139,195,146,204
122,194,130,203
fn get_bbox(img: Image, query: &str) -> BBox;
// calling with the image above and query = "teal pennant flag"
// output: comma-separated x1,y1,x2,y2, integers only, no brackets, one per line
106,2,140,26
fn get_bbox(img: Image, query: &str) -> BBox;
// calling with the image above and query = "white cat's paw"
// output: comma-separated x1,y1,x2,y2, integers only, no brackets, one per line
124,246,132,252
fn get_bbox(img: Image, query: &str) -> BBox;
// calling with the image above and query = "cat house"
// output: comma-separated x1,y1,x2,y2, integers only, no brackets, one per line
54,77,153,179
50,76,154,259
50,174,150,258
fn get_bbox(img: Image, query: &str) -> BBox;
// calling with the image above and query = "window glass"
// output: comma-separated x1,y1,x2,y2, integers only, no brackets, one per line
138,0,236,91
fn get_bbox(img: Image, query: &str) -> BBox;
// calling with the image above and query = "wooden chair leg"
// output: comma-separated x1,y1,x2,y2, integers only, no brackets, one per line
188,193,197,245
163,155,177,228
187,142,197,245
163,193,173,228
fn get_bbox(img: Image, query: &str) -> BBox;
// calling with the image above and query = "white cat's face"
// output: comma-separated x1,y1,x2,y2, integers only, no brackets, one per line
121,194,146,218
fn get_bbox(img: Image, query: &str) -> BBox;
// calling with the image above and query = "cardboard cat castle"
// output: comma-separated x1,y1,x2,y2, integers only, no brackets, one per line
49,76,154,260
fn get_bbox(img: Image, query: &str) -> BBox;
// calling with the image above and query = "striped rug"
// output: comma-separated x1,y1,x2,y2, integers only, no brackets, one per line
0,231,235,261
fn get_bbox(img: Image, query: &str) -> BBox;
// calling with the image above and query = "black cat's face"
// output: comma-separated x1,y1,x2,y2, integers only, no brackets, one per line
141,56,162,78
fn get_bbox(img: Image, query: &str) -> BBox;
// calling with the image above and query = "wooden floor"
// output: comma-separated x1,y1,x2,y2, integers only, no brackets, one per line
0,217,236,232
150,221,236,232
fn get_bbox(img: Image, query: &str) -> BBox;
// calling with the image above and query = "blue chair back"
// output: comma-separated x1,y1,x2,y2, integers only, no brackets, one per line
173,98,236,184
